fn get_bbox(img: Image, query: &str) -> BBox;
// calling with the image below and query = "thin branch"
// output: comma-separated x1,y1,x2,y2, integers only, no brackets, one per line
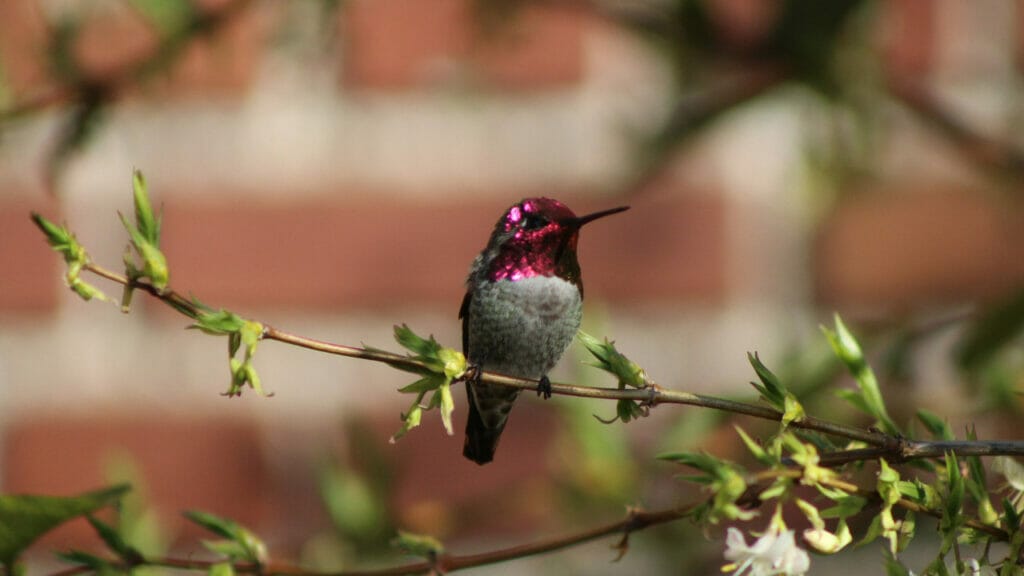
48,506,691,576
81,261,893,449
888,77,1024,182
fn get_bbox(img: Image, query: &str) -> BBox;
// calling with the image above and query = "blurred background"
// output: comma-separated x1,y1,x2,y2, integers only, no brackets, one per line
2,0,1024,573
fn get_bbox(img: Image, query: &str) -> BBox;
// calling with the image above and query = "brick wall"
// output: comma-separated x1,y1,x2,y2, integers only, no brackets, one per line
1,0,1022,567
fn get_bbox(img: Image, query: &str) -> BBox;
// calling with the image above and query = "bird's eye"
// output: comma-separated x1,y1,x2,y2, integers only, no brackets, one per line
522,214,547,230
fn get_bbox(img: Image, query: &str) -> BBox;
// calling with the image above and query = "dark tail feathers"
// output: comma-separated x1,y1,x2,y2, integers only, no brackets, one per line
463,386,508,465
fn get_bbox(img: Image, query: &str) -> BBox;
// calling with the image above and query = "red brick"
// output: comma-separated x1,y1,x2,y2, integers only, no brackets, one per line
0,0,261,105
880,0,936,79
0,0,52,99
815,189,1024,309
471,4,587,90
72,6,158,82
2,413,269,551
341,0,471,89
157,191,726,312
0,198,59,314
380,403,560,538
341,0,588,91
151,0,266,99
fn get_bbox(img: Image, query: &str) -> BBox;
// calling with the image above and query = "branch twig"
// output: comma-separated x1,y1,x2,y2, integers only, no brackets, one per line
49,506,691,576
80,261,1024,467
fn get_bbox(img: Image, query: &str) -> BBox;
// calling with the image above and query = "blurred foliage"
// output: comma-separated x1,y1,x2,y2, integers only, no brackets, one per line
0,484,129,571
103,453,171,569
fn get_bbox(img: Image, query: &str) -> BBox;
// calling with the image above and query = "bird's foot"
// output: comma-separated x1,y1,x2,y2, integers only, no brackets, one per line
537,375,553,400
464,363,483,387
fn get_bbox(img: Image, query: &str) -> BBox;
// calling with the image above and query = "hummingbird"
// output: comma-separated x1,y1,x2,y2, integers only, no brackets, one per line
460,198,629,464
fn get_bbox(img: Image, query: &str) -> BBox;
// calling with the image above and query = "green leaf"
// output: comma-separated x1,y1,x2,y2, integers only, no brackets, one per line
957,288,1024,371
390,326,465,440
389,403,423,443
964,427,998,525
747,352,786,408
130,170,160,245
735,426,775,466
31,212,73,252
118,171,169,292
391,530,444,558
657,451,750,523
916,410,954,441
182,511,266,564
394,324,443,360
55,550,114,572
577,331,647,388
86,515,143,564
884,548,913,576
190,310,245,335
0,484,129,567
319,464,385,540
819,494,868,519
824,314,898,435
944,452,964,522
438,382,454,436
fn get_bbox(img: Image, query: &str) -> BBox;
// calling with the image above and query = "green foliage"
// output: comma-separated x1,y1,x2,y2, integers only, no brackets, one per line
129,0,197,38
823,314,899,435
957,288,1024,372
916,410,954,441
657,452,753,524
183,511,267,565
320,463,388,545
391,531,444,559
389,325,466,442
188,308,268,397
30,212,108,302
0,484,129,569
578,331,650,423
120,170,169,309
747,352,805,427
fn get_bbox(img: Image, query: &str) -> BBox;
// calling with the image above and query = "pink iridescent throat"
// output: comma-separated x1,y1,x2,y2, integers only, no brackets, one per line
487,199,581,284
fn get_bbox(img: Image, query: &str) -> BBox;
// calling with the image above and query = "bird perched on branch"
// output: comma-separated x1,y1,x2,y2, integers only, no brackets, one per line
460,198,628,464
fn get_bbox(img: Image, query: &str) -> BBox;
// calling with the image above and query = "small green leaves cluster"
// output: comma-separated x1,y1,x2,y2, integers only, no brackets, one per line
389,325,466,442
578,331,650,423
190,308,268,397
823,314,900,435
30,213,108,302
747,352,804,427
119,170,169,311
183,510,267,566
657,451,752,525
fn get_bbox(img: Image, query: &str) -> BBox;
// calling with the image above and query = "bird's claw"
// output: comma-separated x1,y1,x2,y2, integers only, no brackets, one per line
537,375,553,400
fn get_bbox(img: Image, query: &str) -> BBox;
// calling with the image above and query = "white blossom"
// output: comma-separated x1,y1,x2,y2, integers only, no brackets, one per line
723,527,810,576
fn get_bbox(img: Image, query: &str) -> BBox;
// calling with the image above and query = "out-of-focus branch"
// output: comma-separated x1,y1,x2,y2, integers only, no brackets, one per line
888,77,1024,182
0,0,254,122
49,505,692,576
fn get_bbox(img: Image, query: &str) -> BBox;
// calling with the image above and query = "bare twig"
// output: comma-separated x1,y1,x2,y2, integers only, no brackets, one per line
81,262,894,448
80,261,1024,466
888,77,1024,182
49,506,691,576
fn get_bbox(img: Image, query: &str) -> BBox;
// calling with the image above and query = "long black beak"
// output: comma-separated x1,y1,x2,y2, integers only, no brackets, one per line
571,205,630,227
